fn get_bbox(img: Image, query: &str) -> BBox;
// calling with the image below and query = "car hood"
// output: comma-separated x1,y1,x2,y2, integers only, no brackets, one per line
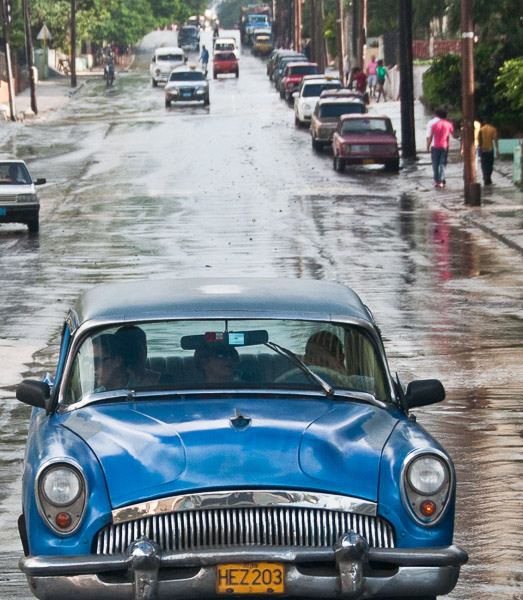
165,81,207,90
0,183,34,195
62,397,399,508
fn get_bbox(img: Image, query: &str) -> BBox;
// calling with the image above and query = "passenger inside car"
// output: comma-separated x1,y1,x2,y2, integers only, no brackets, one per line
116,325,165,386
194,344,240,383
304,330,345,373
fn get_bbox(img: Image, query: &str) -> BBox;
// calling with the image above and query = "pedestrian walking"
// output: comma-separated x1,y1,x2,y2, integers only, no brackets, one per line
349,66,367,95
426,109,454,188
425,107,441,150
375,60,389,102
478,120,499,185
366,55,378,98
200,45,209,76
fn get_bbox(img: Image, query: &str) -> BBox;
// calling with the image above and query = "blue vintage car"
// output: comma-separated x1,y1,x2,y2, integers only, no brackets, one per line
16,278,467,600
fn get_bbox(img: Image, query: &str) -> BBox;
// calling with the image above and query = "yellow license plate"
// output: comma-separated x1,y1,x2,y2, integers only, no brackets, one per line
362,158,375,164
217,562,285,594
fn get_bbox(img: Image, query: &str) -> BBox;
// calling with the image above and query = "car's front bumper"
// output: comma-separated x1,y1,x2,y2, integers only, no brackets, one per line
20,533,467,600
0,203,39,223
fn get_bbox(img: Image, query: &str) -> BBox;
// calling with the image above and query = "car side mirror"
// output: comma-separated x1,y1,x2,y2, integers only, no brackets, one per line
292,92,298,98
35,178,46,185
405,379,445,409
17,379,51,410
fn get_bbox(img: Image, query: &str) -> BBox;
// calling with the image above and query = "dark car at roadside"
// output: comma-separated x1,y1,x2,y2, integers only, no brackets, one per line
332,114,400,172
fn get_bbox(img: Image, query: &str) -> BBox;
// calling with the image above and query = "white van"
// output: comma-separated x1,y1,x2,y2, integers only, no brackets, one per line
150,47,186,86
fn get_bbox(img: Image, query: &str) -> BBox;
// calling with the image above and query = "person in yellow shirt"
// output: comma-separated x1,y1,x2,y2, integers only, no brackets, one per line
478,121,499,186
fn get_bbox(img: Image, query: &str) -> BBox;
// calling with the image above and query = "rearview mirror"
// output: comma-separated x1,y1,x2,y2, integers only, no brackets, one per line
405,379,445,409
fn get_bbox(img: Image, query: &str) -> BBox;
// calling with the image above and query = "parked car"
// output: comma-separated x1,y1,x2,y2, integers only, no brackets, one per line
149,47,186,87
251,29,273,56
266,48,299,79
0,159,46,233
280,62,319,101
310,91,367,151
332,114,400,172
16,277,467,600
164,66,209,106
213,37,238,57
294,75,342,126
178,25,200,51
213,51,239,78
272,53,307,85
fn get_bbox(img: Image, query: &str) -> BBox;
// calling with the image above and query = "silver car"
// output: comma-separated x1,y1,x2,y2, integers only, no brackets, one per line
164,67,209,106
0,159,46,233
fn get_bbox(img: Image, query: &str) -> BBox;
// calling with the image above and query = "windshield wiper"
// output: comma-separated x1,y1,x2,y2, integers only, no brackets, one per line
264,341,334,398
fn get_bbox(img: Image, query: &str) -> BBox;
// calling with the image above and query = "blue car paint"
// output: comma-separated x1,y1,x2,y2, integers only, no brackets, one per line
61,398,398,508
23,408,113,556
378,420,456,548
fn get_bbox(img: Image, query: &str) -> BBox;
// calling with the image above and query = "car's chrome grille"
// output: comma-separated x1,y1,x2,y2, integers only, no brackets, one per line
95,506,395,554
0,195,17,203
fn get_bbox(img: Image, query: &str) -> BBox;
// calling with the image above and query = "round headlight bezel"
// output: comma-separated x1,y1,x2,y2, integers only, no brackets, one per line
35,461,87,535
402,450,453,525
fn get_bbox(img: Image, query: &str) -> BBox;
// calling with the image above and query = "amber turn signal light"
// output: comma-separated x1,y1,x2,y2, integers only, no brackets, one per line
55,512,72,529
420,500,437,517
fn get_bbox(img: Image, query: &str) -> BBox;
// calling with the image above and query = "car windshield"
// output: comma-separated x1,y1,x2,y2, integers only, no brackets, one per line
215,53,236,61
303,83,341,97
289,66,318,75
64,319,391,405
157,54,183,62
216,43,235,51
340,119,393,135
0,162,31,185
319,103,365,118
169,71,205,81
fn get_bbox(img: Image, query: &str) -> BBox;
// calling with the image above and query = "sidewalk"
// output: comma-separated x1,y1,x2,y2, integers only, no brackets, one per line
3,75,523,256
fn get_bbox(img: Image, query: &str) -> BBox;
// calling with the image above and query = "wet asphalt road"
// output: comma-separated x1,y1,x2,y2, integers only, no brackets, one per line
0,29,522,600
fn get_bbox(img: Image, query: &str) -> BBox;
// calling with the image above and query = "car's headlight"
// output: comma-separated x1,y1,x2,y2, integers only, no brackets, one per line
36,463,87,534
17,194,37,202
403,453,451,524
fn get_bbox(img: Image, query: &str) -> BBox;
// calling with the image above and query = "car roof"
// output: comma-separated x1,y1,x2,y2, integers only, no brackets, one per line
318,96,365,105
215,37,236,43
320,89,364,99
286,61,317,68
0,159,28,165
340,114,390,121
302,75,340,83
71,278,374,331
169,66,205,75
154,47,184,55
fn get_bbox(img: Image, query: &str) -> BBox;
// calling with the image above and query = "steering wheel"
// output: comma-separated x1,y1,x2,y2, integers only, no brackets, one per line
275,366,349,387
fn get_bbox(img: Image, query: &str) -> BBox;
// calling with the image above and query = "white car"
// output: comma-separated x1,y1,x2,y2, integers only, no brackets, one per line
293,76,342,127
213,37,238,57
150,47,186,86
0,159,46,233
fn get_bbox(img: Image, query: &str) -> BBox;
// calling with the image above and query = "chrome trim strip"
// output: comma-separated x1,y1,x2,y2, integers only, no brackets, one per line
113,490,377,524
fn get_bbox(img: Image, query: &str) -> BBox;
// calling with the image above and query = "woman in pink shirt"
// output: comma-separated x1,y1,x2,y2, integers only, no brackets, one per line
426,109,454,187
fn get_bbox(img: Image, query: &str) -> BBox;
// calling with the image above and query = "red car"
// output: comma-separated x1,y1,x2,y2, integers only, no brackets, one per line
332,115,400,172
280,62,319,102
213,51,239,78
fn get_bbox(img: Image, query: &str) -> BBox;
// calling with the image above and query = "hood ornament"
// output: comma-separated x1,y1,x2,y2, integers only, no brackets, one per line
230,409,251,431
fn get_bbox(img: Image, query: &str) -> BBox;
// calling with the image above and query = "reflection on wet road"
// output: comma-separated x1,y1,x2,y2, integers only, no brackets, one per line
0,29,522,599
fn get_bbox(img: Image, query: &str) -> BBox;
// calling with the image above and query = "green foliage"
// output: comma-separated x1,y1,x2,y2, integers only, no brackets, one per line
421,54,462,110
495,58,523,113
323,12,337,59
216,0,250,29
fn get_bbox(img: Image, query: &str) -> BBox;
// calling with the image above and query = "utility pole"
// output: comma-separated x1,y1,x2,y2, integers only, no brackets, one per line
398,0,416,159
461,0,480,205
22,0,37,114
335,0,346,86
70,0,77,87
1,0,16,121
293,0,302,52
